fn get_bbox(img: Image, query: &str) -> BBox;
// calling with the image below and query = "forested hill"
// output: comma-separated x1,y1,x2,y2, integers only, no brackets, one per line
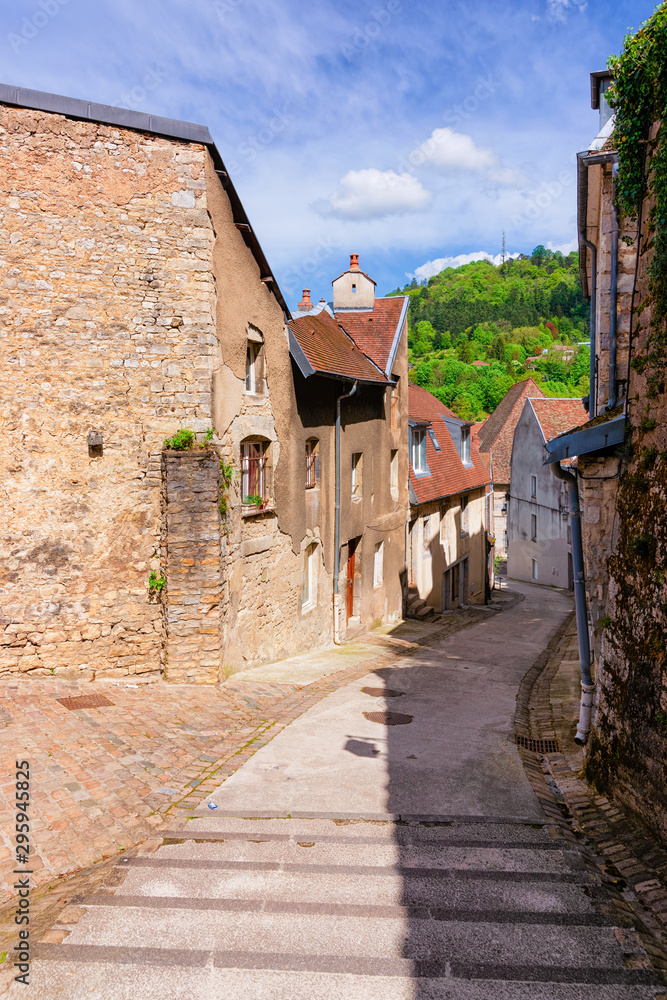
390,246,586,341
388,246,590,421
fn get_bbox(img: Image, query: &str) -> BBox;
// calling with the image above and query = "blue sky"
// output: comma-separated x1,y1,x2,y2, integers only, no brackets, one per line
1,0,657,304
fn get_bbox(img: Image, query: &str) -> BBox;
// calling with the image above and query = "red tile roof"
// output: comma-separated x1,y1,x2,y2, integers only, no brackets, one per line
335,297,407,374
408,384,490,504
289,309,388,383
476,377,545,484
529,397,589,442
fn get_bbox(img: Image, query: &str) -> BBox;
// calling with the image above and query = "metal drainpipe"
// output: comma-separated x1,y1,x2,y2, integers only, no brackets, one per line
333,381,358,644
580,235,597,418
550,462,595,744
608,161,619,409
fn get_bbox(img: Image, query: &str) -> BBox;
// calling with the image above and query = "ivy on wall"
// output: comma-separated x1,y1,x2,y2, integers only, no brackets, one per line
608,2,667,327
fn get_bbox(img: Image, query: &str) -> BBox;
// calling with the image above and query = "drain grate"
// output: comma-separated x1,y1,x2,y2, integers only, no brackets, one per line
57,694,114,711
363,711,413,726
516,735,560,754
361,687,405,698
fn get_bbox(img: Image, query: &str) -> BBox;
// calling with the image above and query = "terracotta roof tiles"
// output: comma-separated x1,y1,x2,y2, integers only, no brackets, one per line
529,397,589,442
476,377,545,484
334,297,407,374
289,310,388,383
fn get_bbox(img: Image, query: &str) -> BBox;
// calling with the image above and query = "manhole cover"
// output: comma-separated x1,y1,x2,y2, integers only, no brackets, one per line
516,735,559,754
361,687,405,698
56,694,114,711
363,711,413,726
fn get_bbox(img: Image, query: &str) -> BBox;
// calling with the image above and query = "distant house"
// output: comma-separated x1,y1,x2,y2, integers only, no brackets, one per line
476,378,545,558
549,344,576,362
407,384,491,617
289,255,410,640
507,398,588,587
471,360,489,367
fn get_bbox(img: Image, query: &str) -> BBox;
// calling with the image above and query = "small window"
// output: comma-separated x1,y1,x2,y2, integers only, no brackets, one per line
411,427,427,473
241,439,268,502
351,453,363,499
390,385,399,429
373,542,384,588
390,449,399,499
460,494,469,535
531,512,537,542
530,475,537,499
245,341,264,394
352,283,357,293
460,426,471,465
302,542,318,610
305,438,319,489
567,525,572,545
532,558,538,581
428,427,441,451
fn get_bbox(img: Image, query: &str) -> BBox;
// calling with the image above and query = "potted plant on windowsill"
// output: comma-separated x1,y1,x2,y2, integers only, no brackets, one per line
242,494,264,515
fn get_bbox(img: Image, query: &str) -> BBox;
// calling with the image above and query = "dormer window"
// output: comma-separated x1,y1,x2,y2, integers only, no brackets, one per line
411,427,427,474
459,426,471,466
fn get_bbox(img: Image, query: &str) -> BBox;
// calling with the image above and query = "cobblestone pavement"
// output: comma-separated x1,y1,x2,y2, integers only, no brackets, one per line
0,605,502,957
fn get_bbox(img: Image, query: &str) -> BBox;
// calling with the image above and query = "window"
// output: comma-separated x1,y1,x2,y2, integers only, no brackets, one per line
390,450,399,499
460,426,471,466
532,558,538,581
530,475,537,499
390,385,399,429
241,439,268,502
373,542,384,588
411,427,427,473
428,427,441,451
567,525,572,545
245,333,264,394
351,453,363,499
302,542,318,610
460,495,469,535
531,513,537,542
305,438,319,489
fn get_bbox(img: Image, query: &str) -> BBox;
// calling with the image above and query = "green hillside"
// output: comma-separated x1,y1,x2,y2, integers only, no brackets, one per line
390,246,590,420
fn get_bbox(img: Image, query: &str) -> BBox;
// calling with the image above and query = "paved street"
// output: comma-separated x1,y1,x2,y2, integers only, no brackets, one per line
9,583,666,998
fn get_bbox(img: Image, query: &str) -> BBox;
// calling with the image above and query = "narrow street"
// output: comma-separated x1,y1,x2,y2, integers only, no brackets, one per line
15,584,665,998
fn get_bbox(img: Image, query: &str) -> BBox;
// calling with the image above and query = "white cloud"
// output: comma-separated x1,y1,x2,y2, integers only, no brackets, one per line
403,127,524,187
407,250,521,283
546,0,587,24
547,237,578,255
313,168,433,221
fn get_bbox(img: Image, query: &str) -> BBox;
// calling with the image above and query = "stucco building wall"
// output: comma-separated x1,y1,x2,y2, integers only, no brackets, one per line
507,405,572,588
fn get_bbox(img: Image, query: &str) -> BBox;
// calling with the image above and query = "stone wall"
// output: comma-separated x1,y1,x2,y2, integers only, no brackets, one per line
0,105,217,679
163,450,222,683
582,169,667,846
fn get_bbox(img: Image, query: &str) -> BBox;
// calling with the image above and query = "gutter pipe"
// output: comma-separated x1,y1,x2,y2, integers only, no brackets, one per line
550,461,594,744
577,152,598,417
333,381,358,644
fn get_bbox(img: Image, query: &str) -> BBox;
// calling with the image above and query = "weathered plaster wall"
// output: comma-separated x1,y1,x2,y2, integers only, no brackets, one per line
410,488,487,611
507,404,572,588
0,105,216,678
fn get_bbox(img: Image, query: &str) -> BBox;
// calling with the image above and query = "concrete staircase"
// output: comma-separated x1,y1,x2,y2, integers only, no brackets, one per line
25,815,661,999
405,586,436,621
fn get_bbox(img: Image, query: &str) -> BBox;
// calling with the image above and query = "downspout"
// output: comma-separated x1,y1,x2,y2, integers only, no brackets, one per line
550,461,594,744
333,381,358,644
608,161,619,408
577,152,598,417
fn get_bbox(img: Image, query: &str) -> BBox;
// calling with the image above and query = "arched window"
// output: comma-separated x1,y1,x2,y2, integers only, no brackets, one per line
305,438,319,489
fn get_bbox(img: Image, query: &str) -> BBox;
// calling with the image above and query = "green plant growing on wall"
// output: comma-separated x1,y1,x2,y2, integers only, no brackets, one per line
204,427,214,444
656,711,667,737
598,615,613,629
148,571,166,593
608,4,667,326
163,428,195,450
218,459,235,529
243,494,263,506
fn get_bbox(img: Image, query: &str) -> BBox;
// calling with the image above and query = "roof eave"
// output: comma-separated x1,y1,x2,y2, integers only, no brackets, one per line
543,414,626,464
385,296,409,377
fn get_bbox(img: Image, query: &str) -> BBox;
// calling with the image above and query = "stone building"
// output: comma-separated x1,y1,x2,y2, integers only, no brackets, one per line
544,68,667,843
406,384,491,616
507,397,587,588
476,377,545,557
0,85,407,682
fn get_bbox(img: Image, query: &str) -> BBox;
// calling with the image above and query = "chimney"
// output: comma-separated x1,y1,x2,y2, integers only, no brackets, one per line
298,288,312,312
590,70,614,130
349,253,359,271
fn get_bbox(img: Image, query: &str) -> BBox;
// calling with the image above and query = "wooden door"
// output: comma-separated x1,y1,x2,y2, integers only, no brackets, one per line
346,539,357,622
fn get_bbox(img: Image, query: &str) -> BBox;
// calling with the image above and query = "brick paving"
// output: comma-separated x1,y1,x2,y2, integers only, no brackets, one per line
0,606,499,917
